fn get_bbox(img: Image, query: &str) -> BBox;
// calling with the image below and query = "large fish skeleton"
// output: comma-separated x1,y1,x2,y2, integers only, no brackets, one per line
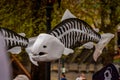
0,10,114,67
26,9,114,66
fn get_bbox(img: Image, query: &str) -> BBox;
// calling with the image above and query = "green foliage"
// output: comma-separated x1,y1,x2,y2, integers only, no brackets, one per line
0,0,46,38
51,0,102,29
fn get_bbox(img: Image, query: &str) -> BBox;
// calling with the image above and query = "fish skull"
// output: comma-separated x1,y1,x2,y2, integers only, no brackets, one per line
28,33,65,65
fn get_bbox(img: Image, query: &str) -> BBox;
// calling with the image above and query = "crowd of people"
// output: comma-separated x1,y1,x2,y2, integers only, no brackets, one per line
61,73,86,80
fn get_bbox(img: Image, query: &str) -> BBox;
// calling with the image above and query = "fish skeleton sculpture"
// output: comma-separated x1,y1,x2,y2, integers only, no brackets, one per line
26,10,114,66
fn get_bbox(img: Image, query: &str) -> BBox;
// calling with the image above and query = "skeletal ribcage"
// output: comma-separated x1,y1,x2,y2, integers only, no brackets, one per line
49,18,101,48
0,28,29,49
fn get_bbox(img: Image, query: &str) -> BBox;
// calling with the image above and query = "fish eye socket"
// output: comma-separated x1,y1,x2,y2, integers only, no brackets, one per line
43,45,47,48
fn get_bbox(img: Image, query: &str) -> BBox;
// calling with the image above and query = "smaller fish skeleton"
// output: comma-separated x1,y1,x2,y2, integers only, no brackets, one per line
0,27,29,53
0,27,31,79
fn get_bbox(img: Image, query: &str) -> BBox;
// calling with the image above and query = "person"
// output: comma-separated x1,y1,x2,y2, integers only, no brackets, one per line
13,74,29,80
76,73,86,80
61,73,67,80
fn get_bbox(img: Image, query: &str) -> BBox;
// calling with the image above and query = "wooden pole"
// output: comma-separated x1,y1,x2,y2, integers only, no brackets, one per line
58,59,61,80
11,54,31,79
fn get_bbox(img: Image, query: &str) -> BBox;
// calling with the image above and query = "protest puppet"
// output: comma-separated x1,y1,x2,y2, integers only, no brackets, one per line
26,9,114,66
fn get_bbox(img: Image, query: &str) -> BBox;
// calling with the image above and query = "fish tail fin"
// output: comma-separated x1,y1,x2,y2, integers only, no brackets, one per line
93,33,114,61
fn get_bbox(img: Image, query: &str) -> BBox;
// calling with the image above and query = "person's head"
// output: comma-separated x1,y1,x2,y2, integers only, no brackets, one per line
13,74,29,80
80,73,85,77
61,73,66,78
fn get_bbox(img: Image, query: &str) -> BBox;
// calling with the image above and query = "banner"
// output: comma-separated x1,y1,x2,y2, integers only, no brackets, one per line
92,63,119,80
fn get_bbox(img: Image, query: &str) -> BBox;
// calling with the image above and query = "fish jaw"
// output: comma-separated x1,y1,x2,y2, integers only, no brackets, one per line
32,52,62,62
29,53,39,66
29,48,63,65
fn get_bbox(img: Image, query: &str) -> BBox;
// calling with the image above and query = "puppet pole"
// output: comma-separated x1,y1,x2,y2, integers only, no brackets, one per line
58,59,61,80
11,54,31,79
31,0,53,80
45,0,53,80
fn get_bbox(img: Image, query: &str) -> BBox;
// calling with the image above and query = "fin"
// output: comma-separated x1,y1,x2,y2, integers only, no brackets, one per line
93,28,99,32
8,47,21,54
27,37,37,47
61,9,76,21
18,33,26,37
93,33,114,61
63,48,74,55
8,33,27,54
82,42,94,49
25,46,31,55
